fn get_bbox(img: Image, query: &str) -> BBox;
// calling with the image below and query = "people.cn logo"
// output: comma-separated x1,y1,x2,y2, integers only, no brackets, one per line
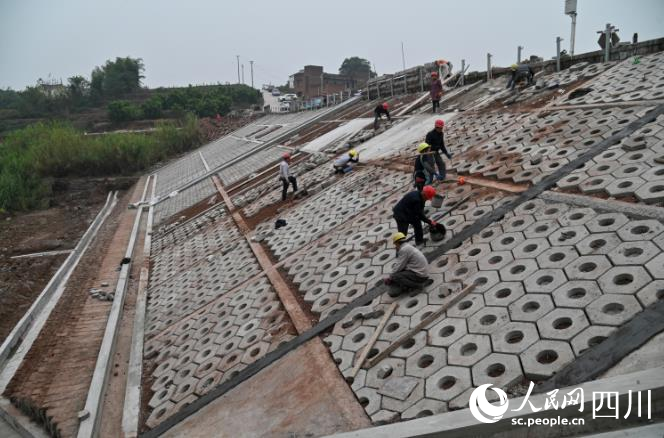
469,384,510,423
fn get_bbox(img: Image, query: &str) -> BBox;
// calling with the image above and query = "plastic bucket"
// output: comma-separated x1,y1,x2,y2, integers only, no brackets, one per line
431,194,444,208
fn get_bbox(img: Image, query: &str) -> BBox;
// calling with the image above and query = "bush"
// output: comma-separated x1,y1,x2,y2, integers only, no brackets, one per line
108,100,142,123
0,114,201,211
141,96,163,119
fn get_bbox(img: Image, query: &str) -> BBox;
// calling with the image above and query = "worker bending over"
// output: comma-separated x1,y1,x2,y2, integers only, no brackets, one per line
374,102,391,129
430,71,443,113
392,185,439,246
333,149,359,174
425,119,452,180
507,64,535,90
384,232,434,296
413,142,436,191
279,152,298,201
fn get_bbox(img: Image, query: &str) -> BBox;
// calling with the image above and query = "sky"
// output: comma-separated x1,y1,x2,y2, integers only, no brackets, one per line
1,0,663,90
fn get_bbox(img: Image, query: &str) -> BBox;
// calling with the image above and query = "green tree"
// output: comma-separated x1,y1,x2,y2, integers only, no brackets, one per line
107,100,142,123
141,95,163,119
339,57,375,83
90,57,145,99
67,75,90,108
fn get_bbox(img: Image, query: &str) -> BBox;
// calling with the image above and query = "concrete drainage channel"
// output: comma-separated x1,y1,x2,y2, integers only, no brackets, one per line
77,175,155,438
0,192,118,437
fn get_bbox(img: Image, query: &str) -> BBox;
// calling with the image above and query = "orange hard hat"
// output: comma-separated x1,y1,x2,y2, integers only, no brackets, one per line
435,119,444,128
422,185,436,200
382,102,389,109
458,176,466,185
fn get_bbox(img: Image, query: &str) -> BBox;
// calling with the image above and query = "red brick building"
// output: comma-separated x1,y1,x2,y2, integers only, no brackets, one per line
288,65,356,99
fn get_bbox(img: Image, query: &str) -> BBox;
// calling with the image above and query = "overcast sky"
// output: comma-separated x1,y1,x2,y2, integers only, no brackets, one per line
1,0,663,90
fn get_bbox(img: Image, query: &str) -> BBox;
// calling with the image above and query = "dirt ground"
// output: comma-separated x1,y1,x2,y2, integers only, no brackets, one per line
0,176,135,344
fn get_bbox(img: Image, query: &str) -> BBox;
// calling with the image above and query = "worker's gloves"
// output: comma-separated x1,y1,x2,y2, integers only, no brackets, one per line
383,277,393,285
430,220,438,227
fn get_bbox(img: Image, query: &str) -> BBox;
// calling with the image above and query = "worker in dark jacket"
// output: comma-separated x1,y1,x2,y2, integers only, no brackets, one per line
430,71,443,113
425,119,453,180
414,142,436,191
506,63,535,90
384,232,434,296
392,185,438,246
374,102,391,129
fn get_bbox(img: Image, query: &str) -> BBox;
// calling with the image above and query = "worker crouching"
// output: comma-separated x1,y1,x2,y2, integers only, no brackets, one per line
507,63,535,90
392,185,439,246
384,232,434,297
373,102,391,129
413,142,436,191
333,149,359,174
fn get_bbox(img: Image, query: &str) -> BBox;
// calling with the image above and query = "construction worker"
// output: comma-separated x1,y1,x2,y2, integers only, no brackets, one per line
413,142,436,191
506,63,535,90
374,102,391,129
384,232,434,296
430,72,443,113
333,149,359,174
435,59,453,79
392,185,438,246
279,152,297,201
425,119,453,180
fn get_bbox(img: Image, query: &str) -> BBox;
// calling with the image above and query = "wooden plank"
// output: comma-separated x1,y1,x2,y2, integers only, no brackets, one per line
364,283,476,369
350,302,397,378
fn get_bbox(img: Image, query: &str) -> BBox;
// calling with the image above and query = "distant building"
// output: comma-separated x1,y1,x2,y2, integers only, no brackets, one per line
288,65,358,99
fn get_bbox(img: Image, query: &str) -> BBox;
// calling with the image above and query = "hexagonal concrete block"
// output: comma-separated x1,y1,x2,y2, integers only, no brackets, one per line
405,346,447,378
366,357,406,388
429,318,468,348
564,255,612,280
446,293,485,319
579,176,612,194
523,269,567,293
598,266,653,295
477,251,515,272
524,220,561,239
608,241,660,266
356,387,383,416
502,215,535,233
500,259,539,282
401,398,448,420
447,334,492,367
536,246,579,269
585,213,630,234
635,181,664,204
378,315,411,342
459,243,492,262
605,177,647,197
490,232,526,251
465,270,501,294
444,261,479,284
395,294,429,317
548,226,590,247
645,253,664,279
537,308,589,341
576,232,623,256
586,294,643,326
491,321,539,354
520,340,575,380
392,330,428,358
617,220,664,242
467,306,510,335
571,325,617,356
509,294,555,322
484,282,525,307
636,279,664,308
382,379,425,412
425,366,472,402
552,280,602,308
342,326,375,352
471,353,524,388
512,237,551,259
558,208,597,227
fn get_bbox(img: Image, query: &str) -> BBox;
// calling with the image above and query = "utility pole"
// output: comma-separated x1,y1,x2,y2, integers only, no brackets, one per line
460,59,465,86
556,36,564,72
236,55,240,83
241,64,245,84
569,12,577,57
486,53,492,80
249,60,254,88
517,46,523,64
401,42,406,71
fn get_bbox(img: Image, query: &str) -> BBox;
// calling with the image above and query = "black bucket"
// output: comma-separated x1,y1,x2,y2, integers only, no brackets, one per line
430,223,447,242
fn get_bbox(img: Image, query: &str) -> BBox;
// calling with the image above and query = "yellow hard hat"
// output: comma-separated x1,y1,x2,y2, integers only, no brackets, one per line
511,64,518,70
392,232,407,243
417,142,431,153
349,149,358,158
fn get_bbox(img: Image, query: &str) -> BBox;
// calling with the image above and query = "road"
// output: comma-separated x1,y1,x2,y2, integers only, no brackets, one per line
262,90,282,113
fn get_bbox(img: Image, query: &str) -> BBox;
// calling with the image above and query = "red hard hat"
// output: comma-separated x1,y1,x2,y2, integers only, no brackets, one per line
422,185,436,200
435,119,444,128
282,152,291,159
382,102,389,109
431,71,439,77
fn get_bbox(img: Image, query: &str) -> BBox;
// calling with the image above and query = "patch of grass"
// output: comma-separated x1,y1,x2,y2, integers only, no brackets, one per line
0,114,201,211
